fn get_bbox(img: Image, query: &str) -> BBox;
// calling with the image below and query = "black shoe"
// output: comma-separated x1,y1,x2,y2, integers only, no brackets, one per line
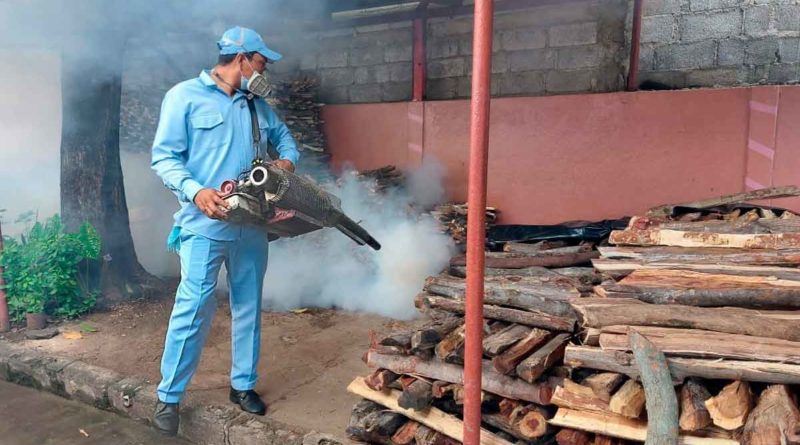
229,387,267,415
153,401,180,436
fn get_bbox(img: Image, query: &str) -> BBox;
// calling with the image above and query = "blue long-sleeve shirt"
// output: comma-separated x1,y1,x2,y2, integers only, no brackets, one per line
152,70,300,241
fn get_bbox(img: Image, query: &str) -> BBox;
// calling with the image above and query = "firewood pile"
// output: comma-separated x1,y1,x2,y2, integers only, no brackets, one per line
430,203,498,246
357,165,406,193
346,186,800,445
267,76,329,171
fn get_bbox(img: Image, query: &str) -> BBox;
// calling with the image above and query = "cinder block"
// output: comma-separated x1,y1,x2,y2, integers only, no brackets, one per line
349,47,384,67
299,53,317,71
639,44,656,71
501,71,546,95
557,45,601,69
319,68,354,87
349,84,383,103
426,77,459,99
686,67,742,86
456,76,501,98
718,38,745,65
549,22,598,47
644,0,683,16
780,38,800,63
427,16,473,37
744,5,771,37
508,49,556,72
495,2,597,28
427,37,460,59
382,82,412,102
384,43,413,62
639,70,688,89
319,86,349,104
388,62,413,82
545,69,594,93
499,29,547,51
354,65,390,84
746,39,780,65
680,10,743,41
776,5,800,32
642,15,676,43
491,52,509,74
655,41,716,70
458,34,473,56
428,58,466,78
690,0,741,11
768,63,800,83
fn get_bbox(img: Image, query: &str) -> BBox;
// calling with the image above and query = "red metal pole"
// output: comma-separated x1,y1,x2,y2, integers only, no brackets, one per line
464,0,493,444
0,221,10,332
412,17,426,101
627,0,643,91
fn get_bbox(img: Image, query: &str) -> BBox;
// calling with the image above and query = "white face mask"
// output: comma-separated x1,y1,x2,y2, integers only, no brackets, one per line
241,58,272,97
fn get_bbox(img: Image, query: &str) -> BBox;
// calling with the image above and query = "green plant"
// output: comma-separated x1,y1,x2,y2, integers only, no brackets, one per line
0,215,101,321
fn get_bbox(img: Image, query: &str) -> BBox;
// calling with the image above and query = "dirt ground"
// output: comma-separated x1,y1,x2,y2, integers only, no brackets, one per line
8,287,421,442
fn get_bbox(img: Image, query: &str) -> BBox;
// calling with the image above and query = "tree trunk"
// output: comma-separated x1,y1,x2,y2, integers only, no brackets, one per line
60,28,155,301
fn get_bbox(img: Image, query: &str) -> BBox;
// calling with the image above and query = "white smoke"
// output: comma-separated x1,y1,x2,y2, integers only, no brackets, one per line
261,161,455,319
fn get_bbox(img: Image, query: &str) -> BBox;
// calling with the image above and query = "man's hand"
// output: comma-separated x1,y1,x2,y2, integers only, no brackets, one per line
194,188,230,220
272,159,295,172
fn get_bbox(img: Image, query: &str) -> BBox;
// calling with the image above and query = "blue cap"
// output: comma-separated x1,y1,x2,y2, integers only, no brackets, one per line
217,26,282,62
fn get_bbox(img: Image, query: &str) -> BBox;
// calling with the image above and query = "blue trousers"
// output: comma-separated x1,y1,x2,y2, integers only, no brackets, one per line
157,228,269,403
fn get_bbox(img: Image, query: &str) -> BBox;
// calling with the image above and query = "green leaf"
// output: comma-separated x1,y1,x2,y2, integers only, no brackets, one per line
79,322,98,333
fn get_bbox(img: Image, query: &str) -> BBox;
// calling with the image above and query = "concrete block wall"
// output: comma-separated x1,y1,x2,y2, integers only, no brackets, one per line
640,0,800,88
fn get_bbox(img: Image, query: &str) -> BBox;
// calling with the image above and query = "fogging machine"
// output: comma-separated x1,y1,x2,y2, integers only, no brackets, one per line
220,163,382,250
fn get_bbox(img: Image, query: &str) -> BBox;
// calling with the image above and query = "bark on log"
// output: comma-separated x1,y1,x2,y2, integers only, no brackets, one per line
492,328,553,375
704,381,754,431
449,265,557,278
483,324,531,357
516,333,571,383
435,324,466,362
347,377,515,445
450,251,599,269
647,185,800,217
581,372,625,402
555,428,592,445
565,345,800,384
398,379,434,411
609,379,646,419
609,227,800,250
630,331,679,444
597,246,800,266
549,408,738,444
391,421,420,445
679,379,712,432
598,325,800,364
365,368,400,391
411,317,463,358
414,424,461,445
741,385,800,445
482,405,551,441
592,258,800,282
419,294,576,332
594,435,627,445
570,298,800,341
599,284,800,309
346,399,406,445
503,241,575,254
367,352,553,404
380,332,413,348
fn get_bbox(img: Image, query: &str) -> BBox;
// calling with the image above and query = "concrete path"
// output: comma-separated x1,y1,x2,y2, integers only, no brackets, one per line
0,380,189,445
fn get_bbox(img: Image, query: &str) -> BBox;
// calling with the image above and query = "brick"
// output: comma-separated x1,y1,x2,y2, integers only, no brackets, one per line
349,84,383,103
354,65,390,84
644,0,683,16
686,67,742,86
384,43,413,62
426,77,459,99
744,5,771,37
382,82,411,102
768,63,800,83
549,22,598,47
746,39,780,65
509,49,556,72
428,57,466,78
500,71,546,95
640,44,656,71
427,37,460,59
499,29,547,51
319,86,349,104
319,68,354,87
642,15,676,43
680,10,743,41
690,0,741,11
780,38,800,63
317,51,347,69
557,45,601,69
639,70,688,89
718,39,745,65
655,41,716,70
546,70,595,93
388,62,413,82
776,5,800,32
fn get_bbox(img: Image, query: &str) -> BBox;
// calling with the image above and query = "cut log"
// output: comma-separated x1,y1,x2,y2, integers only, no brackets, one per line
414,424,461,445
594,435,626,445
597,245,800,266
367,352,553,404
551,379,614,414
647,185,800,217
548,408,739,444
629,215,800,234
564,345,800,384
418,293,577,332
346,399,407,445
592,258,800,282
482,405,551,441
570,298,800,341
411,317,463,356
582,328,601,346
398,379,434,411
391,421,420,445
450,251,599,269
609,227,800,250
503,240,571,254
431,381,456,399
347,377,515,445
449,265,558,278
619,268,800,289
581,372,625,402
599,283,800,309
380,331,413,349
365,368,400,391
679,379,712,432
608,379,646,419
435,324,466,362
483,324,531,357
492,328,553,375
598,325,800,364
555,428,592,445
704,381,754,431
741,385,800,445
516,333,571,383
629,331,679,445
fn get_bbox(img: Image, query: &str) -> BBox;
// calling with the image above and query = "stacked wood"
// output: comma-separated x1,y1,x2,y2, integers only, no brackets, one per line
267,76,326,156
357,165,406,193
430,203,497,246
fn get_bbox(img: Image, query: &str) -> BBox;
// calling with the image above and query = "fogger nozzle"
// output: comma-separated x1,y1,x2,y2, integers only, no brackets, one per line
249,166,270,187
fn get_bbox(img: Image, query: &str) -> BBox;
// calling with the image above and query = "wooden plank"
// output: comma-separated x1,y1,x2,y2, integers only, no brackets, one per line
647,185,800,216
629,331,679,445
598,325,800,364
548,408,739,445
348,377,515,445
564,345,800,384
609,228,800,249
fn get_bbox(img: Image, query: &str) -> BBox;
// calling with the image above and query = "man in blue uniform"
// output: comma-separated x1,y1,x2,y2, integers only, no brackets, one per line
150,26,299,436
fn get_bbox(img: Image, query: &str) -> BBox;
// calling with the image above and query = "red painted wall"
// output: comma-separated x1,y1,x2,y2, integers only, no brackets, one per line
322,87,800,225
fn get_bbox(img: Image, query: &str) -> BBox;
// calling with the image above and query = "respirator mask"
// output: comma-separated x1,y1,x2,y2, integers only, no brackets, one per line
241,57,272,97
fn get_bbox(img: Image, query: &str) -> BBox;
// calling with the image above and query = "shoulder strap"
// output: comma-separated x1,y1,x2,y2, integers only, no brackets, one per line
245,96,281,162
